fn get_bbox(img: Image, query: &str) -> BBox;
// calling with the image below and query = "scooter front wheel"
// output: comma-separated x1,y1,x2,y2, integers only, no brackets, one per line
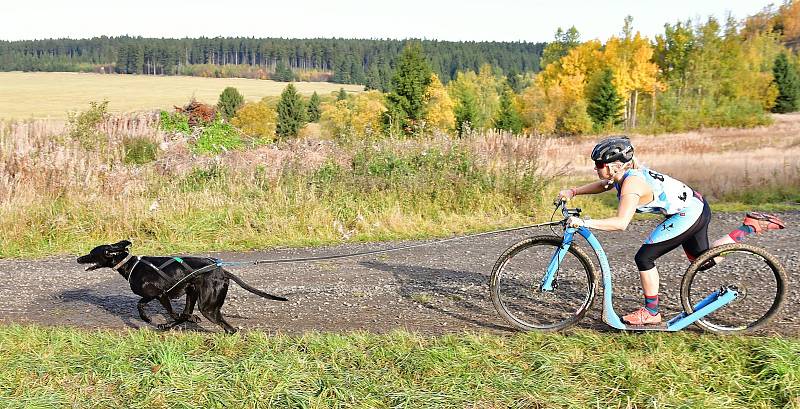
490,236,598,332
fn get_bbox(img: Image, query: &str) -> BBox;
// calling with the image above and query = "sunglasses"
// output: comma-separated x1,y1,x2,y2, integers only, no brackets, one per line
594,161,607,170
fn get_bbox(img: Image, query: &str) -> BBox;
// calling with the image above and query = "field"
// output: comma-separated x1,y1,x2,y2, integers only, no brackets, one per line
0,72,363,120
2,109,799,258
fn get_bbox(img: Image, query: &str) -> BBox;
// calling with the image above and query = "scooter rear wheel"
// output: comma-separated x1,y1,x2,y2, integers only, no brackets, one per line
680,243,788,334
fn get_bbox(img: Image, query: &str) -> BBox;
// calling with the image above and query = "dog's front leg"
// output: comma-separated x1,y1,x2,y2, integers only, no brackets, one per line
158,295,180,320
137,297,156,323
158,294,200,323
157,291,199,331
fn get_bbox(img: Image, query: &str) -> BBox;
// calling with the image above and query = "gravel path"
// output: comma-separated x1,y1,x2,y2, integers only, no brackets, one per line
1,211,797,335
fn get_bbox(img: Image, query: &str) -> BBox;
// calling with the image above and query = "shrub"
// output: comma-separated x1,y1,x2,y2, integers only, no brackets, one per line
159,111,191,134
193,121,243,155
123,137,158,165
177,99,216,126
320,100,353,140
231,101,277,142
217,87,245,120
181,164,228,192
67,100,109,149
558,99,593,135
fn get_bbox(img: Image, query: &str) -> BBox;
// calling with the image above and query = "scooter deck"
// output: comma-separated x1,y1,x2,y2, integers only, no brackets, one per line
623,322,669,331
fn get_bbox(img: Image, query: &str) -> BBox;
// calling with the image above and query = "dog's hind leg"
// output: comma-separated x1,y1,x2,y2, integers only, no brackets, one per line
199,305,237,334
137,297,156,323
198,279,237,334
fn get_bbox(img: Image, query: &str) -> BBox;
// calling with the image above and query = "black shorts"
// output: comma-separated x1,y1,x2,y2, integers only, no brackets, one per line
634,199,712,271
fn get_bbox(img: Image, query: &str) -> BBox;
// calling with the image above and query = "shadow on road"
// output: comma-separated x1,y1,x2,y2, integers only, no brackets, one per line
361,260,516,332
57,288,209,332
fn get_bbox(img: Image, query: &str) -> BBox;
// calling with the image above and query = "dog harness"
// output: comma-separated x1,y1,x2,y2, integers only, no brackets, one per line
113,254,222,296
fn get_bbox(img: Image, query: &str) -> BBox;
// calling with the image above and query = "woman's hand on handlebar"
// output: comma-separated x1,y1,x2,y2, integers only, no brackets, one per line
566,216,585,228
556,187,576,203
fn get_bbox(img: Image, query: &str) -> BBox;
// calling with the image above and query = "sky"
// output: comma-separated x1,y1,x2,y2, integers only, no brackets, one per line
0,0,772,43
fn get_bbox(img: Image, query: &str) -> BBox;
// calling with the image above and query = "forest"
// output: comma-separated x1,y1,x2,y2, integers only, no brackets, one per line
0,36,544,90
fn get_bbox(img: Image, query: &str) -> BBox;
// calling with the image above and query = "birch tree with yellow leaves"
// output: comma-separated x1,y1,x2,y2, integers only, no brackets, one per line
423,73,456,133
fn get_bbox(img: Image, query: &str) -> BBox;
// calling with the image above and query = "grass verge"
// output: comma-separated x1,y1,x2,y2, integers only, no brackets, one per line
0,325,797,408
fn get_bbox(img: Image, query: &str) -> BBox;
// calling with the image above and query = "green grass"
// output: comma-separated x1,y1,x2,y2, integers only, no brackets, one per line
0,72,363,120
0,325,797,408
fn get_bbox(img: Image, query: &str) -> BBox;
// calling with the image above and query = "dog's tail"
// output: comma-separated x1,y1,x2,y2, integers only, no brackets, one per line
223,270,288,301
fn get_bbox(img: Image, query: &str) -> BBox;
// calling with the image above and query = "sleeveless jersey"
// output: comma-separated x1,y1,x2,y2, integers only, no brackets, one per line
614,167,700,216
614,167,706,244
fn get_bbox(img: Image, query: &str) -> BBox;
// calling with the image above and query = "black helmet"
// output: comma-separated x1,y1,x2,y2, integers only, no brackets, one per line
591,136,634,164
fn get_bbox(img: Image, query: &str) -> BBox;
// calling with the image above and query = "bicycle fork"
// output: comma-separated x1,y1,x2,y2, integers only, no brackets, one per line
540,231,575,292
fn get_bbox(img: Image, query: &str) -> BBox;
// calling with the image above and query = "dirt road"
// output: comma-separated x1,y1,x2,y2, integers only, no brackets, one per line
1,212,797,335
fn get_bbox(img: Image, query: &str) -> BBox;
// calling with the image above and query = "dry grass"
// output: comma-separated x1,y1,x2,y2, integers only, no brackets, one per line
536,113,800,202
0,72,363,120
0,112,797,257
3,113,798,207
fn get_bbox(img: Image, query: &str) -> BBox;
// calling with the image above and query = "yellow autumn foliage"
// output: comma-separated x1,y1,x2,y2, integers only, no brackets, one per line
320,91,387,140
230,100,277,141
423,73,456,132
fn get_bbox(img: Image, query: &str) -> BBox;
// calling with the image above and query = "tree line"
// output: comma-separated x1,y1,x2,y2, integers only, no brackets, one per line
205,4,800,143
0,36,544,90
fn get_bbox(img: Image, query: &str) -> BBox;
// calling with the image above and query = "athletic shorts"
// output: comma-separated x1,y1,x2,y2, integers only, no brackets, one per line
634,196,711,271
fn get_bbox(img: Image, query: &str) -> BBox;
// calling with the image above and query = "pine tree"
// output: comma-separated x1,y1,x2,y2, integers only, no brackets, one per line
587,69,624,127
385,42,433,133
217,87,245,120
307,91,322,122
337,88,348,101
365,64,382,90
772,52,800,113
493,85,523,133
276,83,307,139
129,45,144,74
116,45,128,74
350,56,366,85
274,61,294,82
455,89,479,137
506,67,523,93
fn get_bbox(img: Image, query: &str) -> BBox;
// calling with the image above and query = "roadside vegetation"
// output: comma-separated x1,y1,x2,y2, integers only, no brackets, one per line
1,103,797,258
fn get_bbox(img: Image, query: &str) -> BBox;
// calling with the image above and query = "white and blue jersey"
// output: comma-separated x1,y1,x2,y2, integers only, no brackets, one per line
614,167,705,244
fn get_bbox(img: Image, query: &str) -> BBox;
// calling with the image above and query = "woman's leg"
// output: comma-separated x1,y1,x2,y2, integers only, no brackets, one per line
714,212,785,246
627,202,708,325
629,241,682,325
705,212,785,267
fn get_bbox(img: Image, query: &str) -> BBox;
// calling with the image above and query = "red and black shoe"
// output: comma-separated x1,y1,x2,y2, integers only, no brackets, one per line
743,212,786,234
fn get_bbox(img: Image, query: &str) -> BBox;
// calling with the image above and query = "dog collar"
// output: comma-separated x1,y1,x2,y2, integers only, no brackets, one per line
112,254,134,272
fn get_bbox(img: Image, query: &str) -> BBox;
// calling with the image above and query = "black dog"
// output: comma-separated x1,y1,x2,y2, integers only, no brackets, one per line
77,240,287,333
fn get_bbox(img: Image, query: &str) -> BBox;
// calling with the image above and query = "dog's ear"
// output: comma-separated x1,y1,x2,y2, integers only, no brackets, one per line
111,240,132,250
